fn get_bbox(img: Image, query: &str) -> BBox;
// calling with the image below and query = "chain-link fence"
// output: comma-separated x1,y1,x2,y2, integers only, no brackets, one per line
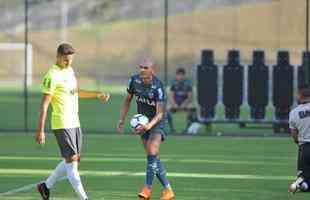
0,0,308,134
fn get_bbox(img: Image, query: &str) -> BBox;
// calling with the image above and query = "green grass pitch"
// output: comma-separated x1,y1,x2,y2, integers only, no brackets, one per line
0,133,308,200
0,86,299,199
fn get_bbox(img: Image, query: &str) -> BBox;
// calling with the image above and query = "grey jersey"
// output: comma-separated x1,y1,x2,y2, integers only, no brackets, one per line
289,103,310,145
127,74,166,121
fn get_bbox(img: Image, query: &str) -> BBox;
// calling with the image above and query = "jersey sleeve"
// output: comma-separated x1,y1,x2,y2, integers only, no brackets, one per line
155,84,166,104
186,80,193,92
127,76,135,94
41,70,57,95
289,110,297,130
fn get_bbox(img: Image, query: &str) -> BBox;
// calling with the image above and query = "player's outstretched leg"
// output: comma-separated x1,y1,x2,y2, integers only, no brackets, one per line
156,157,175,200
37,160,67,199
138,186,152,200
140,133,175,200
37,182,50,200
288,177,310,194
138,155,155,199
65,159,88,200
46,160,67,188
160,188,175,200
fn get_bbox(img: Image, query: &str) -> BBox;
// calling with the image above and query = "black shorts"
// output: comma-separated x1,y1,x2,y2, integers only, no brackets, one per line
141,122,166,141
54,128,83,159
298,143,310,180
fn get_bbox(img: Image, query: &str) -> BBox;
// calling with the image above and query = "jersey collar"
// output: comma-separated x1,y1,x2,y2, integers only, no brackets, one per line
53,64,71,71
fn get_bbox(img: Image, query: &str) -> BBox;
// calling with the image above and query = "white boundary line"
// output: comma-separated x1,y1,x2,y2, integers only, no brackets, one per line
0,156,290,166
0,168,295,196
0,169,295,197
0,153,296,161
0,169,295,181
0,177,67,197
0,182,38,196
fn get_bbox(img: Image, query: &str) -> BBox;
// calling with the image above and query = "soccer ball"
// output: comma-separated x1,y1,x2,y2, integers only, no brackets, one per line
130,114,149,129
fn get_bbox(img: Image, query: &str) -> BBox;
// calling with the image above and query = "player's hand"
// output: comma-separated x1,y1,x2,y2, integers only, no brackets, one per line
97,92,110,102
134,124,150,135
117,120,125,134
36,131,46,145
171,102,178,109
134,125,146,135
170,105,178,113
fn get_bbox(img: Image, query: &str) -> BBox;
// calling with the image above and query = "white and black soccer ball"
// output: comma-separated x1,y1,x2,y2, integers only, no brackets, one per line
130,114,149,129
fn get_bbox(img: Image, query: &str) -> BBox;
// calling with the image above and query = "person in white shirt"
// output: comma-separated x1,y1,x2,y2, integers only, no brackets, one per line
288,87,310,194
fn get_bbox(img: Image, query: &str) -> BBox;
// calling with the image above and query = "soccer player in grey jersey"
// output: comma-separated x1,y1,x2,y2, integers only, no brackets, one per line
117,59,175,200
288,87,310,193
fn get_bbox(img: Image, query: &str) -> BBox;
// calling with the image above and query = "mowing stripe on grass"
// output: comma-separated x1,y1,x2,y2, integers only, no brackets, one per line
82,153,296,161
0,183,38,197
0,177,67,197
0,152,296,161
0,168,295,181
0,156,290,166
0,169,295,196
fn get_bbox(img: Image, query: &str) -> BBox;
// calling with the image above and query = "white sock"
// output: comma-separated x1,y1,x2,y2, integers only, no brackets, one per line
65,161,88,200
45,160,66,189
295,177,304,185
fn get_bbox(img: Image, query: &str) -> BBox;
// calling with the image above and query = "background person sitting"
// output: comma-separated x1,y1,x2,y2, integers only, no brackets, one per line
167,67,197,134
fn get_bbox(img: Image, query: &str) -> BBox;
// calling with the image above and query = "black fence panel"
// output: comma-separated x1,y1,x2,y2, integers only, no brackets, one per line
223,50,244,119
197,49,218,119
248,50,269,120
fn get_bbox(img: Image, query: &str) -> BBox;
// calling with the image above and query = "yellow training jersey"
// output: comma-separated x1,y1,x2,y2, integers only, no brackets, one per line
42,64,80,130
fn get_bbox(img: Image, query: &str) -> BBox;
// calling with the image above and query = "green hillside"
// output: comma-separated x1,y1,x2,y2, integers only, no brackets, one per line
0,0,306,84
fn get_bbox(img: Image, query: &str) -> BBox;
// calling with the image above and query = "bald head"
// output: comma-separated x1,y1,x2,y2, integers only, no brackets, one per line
139,58,155,85
140,59,154,68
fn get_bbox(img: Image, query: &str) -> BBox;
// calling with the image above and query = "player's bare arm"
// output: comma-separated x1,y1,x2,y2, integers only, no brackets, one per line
291,128,299,144
118,93,133,133
78,89,110,102
136,102,164,134
147,102,165,129
36,94,52,145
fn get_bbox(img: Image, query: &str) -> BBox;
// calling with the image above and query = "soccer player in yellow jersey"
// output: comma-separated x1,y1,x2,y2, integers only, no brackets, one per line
35,43,109,200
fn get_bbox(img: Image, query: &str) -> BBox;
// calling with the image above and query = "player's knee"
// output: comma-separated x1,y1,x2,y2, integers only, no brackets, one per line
146,142,160,155
65,154,79,163
147,149,159,156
